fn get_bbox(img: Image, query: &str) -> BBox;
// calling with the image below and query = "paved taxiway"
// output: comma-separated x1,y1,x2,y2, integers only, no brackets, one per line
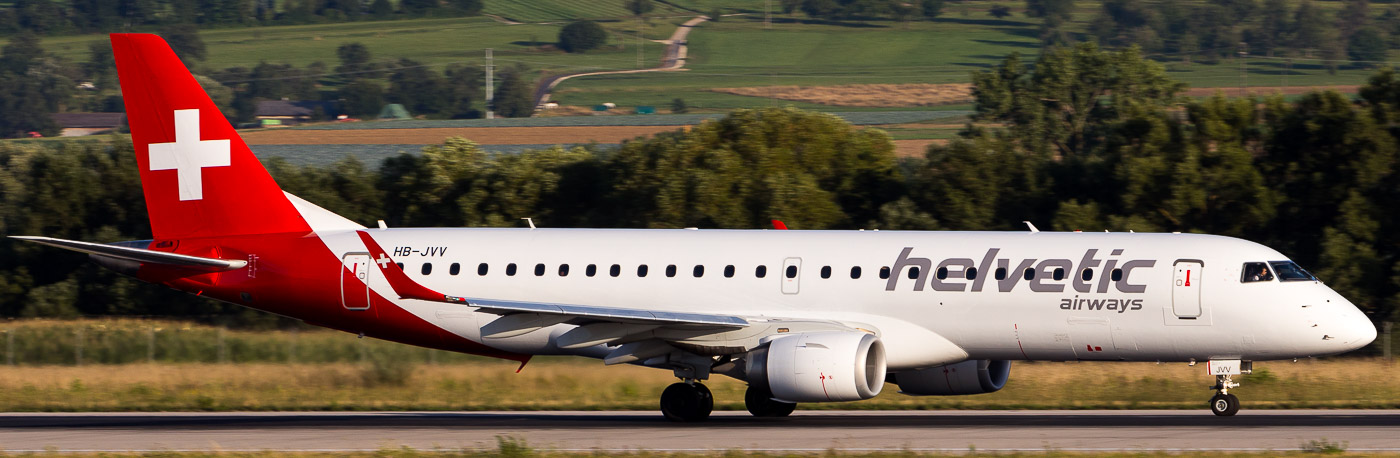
3,410,1398,452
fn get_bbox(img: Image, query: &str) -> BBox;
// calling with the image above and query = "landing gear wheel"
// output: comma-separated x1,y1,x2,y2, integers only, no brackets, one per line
660,382,713,422
745,385,796,418
1210,393,1240,416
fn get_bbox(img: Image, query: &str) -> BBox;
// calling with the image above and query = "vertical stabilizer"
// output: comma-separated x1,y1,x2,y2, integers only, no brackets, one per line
111,33,310,239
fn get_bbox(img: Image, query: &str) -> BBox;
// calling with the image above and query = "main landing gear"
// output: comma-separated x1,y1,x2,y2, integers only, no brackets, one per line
660,381,713,422
658,383,799,422
1209,374,1241,416
745,385,796,418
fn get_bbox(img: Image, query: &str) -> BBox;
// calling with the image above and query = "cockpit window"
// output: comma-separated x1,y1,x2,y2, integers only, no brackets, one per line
1241,262,1274,283
1269,261,1316,282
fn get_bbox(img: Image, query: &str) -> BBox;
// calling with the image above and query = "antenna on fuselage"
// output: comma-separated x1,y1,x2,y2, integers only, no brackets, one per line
522,217,536,230
1023,221,1039,233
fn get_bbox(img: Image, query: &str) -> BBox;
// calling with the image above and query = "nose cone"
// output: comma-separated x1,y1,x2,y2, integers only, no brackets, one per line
1341,312,1378,351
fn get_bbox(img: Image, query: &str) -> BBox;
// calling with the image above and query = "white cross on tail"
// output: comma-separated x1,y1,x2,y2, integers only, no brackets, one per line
148,109,230,201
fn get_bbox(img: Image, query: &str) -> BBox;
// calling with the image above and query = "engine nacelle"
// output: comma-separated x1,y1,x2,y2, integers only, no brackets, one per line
893,359,1011,396
746,331,886,402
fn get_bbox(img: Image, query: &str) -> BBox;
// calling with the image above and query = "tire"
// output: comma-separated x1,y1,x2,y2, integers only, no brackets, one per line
745,385,796,417
660,382,713,422
1210,393,1240,416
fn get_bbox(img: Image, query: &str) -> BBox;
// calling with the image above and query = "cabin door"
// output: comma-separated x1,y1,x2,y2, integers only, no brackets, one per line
1172,260,1203,318
341,253,372,310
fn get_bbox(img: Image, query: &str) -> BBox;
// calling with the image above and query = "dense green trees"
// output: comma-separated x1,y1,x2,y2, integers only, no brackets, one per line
491,68,534,118
558,20,608,54
1089,0,1400,64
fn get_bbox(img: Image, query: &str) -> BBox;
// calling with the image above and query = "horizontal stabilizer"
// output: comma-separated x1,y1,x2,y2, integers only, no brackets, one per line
9,236,247,272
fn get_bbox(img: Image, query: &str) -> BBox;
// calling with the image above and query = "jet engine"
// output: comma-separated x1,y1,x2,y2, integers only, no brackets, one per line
745,331,886,402
892,359,1011,395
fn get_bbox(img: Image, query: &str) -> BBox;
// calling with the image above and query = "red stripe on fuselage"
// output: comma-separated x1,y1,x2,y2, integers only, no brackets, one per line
137,231,527,363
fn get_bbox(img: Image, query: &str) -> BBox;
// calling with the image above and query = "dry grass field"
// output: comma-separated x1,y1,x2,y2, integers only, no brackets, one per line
711,84,975,108
0,358,1394,412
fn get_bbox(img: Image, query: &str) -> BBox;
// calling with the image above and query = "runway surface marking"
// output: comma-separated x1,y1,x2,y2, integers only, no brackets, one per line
2,410,1397,452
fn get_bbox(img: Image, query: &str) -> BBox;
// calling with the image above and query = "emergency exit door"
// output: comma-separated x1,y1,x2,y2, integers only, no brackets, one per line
1172,260,1202,318
341,253,371,310
781,257,802,295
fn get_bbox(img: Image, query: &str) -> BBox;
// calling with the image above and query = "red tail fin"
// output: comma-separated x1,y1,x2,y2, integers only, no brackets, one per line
111,33,309,239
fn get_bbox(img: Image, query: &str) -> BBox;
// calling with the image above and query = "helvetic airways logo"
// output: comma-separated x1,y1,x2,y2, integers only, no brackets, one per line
148,109,230,201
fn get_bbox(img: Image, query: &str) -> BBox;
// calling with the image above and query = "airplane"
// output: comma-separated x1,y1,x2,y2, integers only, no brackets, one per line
12,34,1377,422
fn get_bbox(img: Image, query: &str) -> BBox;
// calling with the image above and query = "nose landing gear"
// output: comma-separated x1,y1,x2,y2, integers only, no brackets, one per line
1203,359,1250,416
1209,374,1241,416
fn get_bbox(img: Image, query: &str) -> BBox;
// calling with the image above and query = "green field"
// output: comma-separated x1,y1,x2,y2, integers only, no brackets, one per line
27,1,1400,114
483,0,693,22
40,16,669,74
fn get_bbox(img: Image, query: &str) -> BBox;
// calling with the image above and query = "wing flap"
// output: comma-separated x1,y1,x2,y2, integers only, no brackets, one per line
470,298,749,327
10,236,247,272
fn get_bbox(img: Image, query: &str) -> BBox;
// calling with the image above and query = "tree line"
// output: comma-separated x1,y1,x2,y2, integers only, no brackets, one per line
2,0,483,36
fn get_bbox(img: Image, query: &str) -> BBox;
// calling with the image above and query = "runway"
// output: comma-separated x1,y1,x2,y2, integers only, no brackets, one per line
3,410,1399,452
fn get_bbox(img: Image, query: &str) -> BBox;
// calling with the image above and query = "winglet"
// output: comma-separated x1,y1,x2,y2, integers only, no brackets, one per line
355,230,465,303
772,219,788,230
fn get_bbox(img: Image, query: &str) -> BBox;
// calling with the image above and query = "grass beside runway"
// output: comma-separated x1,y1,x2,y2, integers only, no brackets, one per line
0,357,1396,412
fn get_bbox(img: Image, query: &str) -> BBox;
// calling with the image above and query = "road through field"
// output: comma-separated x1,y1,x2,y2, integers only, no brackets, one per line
3,410,1398,452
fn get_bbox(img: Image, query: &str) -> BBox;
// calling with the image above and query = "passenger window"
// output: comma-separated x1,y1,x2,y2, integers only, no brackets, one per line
1023,268,1035,281
637,265,649,277
966,267,977,280
1111,268,1122,281
820,266,831,279
449,263,460,276
936,267,948,280
1081,268,1093,281
850,266,862,279
534,263,545,276
786,265,798,278
1242,262,1274,283
693,265,704,277
422,263,432,275
995,267,1007,280
756,266,767,278
610,264,621,277
666,265,677,277
724,265,735,278
558,264,569,276
396,262,404,270
478,263,488,276
586,264,597,277
1270,261,1315,282
1053,268,1065,281
506,263,517,276
907,266,920,279
879,266,891,279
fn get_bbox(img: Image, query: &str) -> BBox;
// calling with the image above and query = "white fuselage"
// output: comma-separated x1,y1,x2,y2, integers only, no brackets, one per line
318,228,1376,370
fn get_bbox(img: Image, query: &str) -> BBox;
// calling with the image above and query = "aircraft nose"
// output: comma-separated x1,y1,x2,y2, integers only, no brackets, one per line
1334,298,1377,351
1344,313,1378,350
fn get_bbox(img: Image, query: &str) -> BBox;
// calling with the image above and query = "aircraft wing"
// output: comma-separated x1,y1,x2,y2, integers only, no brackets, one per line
9,236,247,272
353,230,748,327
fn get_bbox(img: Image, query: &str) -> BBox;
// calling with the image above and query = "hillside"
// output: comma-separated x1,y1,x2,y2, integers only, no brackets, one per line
25,0,1397,113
